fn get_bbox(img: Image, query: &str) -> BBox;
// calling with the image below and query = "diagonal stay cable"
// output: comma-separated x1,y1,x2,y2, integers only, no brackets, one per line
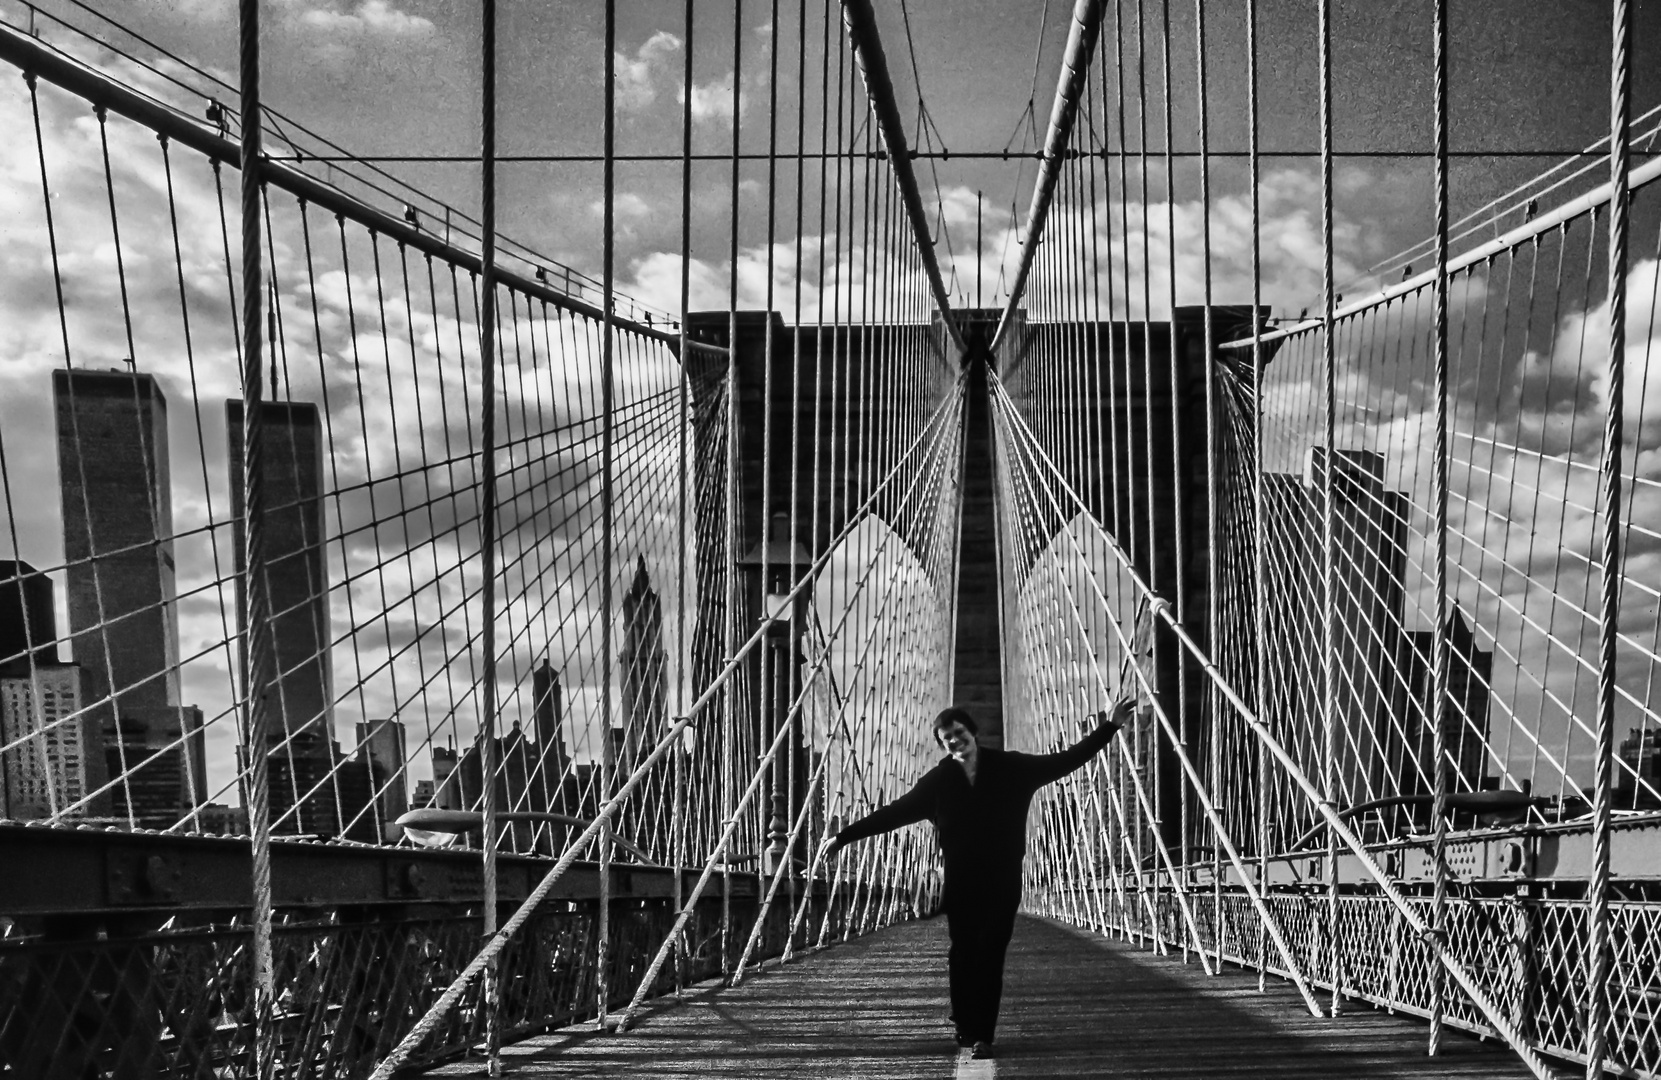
616,376,964,1027
992,375,1325,1013
990,375,1559,1080
364,377,963,1080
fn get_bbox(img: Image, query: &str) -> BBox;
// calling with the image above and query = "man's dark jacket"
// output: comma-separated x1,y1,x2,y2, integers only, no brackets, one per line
833,723,1118,905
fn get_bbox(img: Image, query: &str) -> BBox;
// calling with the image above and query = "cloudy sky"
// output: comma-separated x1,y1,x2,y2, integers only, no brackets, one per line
17,0,1658,311
4,0,1661,824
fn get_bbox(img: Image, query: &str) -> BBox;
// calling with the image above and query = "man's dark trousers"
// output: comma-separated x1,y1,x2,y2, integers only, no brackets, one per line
947,882,1022,1043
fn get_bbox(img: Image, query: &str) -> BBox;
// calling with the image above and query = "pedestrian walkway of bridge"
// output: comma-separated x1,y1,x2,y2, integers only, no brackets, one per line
429,916,1525,1079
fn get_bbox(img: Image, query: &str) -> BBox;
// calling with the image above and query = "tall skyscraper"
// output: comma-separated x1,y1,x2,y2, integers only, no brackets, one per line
239,739,339,836
356,719,408,840
497,721,539,850
227,399,334,835
1259,449,1410,815
1619,728,1661,809
1304,448,1410,806
55,369,203,829
619,556,668,776
618,558,669,853
1621,728,1661,782
1392,607,1494,802
105,704,206,829
431,744,463,811
0,560,58,673
0,663,98,820
333,737,387,843
54,369,180,719
532,659,573,817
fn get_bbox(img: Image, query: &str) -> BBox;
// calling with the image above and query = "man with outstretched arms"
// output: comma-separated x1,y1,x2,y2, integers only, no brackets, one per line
824,700,1130,1060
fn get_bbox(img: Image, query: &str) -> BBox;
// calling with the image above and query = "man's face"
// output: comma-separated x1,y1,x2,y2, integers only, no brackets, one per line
936,720,976,759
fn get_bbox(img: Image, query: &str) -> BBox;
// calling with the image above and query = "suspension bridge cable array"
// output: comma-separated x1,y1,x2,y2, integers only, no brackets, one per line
3,2,1661,1078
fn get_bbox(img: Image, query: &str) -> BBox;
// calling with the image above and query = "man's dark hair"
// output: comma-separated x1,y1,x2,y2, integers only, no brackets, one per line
932,707,977,738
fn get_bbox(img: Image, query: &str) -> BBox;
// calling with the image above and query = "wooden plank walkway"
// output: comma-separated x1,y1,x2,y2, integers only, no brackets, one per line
428,915,1531,1078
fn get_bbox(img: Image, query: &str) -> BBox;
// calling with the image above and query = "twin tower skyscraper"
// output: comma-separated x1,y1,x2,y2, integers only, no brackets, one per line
1,367,330,831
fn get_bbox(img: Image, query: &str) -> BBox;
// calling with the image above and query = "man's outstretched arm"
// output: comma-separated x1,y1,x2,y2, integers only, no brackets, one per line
1016,699,1132,788
827,775,935,853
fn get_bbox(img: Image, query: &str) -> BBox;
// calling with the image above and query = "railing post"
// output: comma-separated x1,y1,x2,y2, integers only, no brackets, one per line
1388,902,1402,1012
1509,891,1536,1042
671,718,689,991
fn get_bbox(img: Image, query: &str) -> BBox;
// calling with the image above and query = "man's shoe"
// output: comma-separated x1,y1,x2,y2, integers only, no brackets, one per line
954,1030,975,1048
971,1041,995,1060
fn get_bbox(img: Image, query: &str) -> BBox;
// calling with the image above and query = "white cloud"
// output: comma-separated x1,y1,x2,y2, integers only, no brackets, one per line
609,30,755,129
297,0,434,36
683,70,749,126
615,31,682,113
1548,258,1661,440
588,192,651,221
623,230,932,326
287,0,436,68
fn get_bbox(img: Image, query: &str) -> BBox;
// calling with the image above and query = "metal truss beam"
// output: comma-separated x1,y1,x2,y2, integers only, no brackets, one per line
0,824,765,916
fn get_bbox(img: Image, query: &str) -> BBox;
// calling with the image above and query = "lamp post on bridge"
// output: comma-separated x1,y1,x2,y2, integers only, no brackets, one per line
396,807,652,864
737,512,813,878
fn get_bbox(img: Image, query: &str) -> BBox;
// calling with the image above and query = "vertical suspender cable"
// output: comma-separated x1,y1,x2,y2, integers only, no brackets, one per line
599,0,618,1018
1156,0,1191,924
477,0,503,1066
1109,6,1149,946
977,190,984,311
759,0,782,882
1192,0,1221,973
1136,0,1163,928
1317,0,1341,1016
1246,0,1270,992
236,1,278,1073
788,0,809,948
1587,0,1631,1074
807,0,831,950
1428,0,1451,1056
721,0,743,975
673,0,695,992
